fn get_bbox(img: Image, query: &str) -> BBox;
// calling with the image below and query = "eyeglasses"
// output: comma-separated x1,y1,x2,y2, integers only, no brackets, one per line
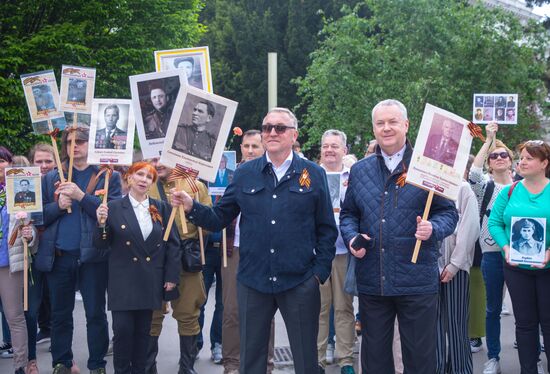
488,152,510,160
261,124,296,134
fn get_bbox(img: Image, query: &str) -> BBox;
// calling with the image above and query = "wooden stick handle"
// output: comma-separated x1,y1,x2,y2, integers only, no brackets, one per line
198,227,205,265
49,124,71,214
23,238,28,311
222,228,227,268
99,171,110,225
411,190,435,263
163,208,177,242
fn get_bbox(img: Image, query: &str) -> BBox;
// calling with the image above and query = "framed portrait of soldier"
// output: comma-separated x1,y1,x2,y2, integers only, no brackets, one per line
20,70,65,124
208,151,237,196
59,65,96,114
406,103,473,201
154,46,213,93
87,99,135,165
472,93,518,125
4,167,42,214
509,217,546,265
130,70,187,159
160,86,238,183
326,173,342,211
31,117,67,135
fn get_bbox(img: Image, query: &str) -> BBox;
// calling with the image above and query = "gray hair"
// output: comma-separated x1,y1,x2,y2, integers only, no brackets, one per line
265,107,298,129
321,129,347,148
371,99,408,124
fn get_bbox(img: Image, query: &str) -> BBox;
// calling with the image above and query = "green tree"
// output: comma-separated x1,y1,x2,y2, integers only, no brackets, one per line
200,0,361,138
0,0,204,155
296,0,549,155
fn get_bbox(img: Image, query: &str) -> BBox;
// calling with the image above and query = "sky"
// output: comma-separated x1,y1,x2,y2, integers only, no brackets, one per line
533,4,550,17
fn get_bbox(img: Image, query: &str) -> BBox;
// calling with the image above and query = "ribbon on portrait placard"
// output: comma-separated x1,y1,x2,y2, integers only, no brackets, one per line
467,122,486,142
163,165,200,241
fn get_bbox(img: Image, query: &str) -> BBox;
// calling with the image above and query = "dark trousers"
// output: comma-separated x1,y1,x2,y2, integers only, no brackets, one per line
38,274,51,333
504,265,550,374
198,245,223,350
112,309,152,374
237,276,320,374
359,292,438,374
46,252,109,370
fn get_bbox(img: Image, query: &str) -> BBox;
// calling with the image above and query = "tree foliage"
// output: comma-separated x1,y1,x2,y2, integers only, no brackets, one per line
296,0,549,155
199,0,361,137
0,0,204,155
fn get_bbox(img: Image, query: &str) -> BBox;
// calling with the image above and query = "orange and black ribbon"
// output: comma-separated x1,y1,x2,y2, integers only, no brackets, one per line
97,164,114,179
149,205,163,225
396,164,407,188
47,128,60,138
468,122,486,142
167,165,200,194
299,168,311,189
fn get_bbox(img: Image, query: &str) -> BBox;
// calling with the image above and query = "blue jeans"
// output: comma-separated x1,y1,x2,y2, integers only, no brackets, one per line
46,251,109,370
198,245,223,350
481,252,504,360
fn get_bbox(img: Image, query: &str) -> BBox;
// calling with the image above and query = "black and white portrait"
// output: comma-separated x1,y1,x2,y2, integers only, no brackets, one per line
33,85,55,112
138,77,181,140
326,173,341,209
154,46,213,93
94,104,129,150
14,179,36,204
510,217,546,265
67,78,87,104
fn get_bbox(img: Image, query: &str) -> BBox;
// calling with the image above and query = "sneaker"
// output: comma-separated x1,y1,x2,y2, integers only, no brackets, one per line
326,343,335,364
36,330,51,344
538,360,546,374
26,359,39,374
75,291,83,301
355,320,362,336
0,348,14,358
341,365,356,374
0,341,12,353
89,368,106,374
106,339,113,356
483,358,501,374
470,338,483,353
53,364,72,374
211,342,223,364
501,303,511,316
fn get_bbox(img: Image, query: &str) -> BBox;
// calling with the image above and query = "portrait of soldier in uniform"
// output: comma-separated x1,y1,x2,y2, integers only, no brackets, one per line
511,218,544,256
14,179,36,204
174,56,203,89
67,78,87,104
143,81,174,140
33,85,55,112
172,98,221,162
94,104,128,150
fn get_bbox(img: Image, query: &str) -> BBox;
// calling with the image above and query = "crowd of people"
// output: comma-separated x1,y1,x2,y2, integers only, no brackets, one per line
0,101,549,374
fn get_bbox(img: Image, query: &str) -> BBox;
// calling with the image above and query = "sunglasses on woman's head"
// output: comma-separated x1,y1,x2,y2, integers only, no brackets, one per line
488,152,509,160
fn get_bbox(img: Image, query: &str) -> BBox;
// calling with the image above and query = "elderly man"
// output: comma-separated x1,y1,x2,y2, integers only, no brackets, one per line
424,119,459,167
340,99,458,374
144,85,172,139
317,129,356,374
172,101,217,162
170,107,337,374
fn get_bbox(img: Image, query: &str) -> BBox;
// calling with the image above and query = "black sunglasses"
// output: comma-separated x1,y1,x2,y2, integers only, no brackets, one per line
488,152,509,160
261,124,296,134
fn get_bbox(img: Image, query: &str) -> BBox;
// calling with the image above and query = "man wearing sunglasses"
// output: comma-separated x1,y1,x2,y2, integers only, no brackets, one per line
170,107,337,374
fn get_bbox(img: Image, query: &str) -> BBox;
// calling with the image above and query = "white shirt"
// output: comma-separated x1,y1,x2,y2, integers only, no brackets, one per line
381,144,406,173
266,151,293,182
234,214,241,247
129,194,153,241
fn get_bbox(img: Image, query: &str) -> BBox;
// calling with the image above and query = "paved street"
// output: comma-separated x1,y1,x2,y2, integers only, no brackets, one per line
0,287,547,373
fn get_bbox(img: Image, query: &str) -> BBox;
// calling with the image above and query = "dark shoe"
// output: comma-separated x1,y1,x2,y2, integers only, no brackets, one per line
341,365,356,374
89,368,106,374
145,335,160,374
319,365,326,374
36,329,51,344
178,335,198,374
0,341,12,352
15,367,25,374
53,363,72,374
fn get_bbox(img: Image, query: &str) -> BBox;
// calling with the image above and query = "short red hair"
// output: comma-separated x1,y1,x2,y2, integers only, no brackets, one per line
125,161,158,183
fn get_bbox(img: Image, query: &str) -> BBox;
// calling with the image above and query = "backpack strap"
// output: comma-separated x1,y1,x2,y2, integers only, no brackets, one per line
508,180,519,199
479,180,495,224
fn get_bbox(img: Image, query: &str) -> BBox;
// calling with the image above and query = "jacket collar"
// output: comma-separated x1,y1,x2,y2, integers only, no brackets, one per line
374,140,413,176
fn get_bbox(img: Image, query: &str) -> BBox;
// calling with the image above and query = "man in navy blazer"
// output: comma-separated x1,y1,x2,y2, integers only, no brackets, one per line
340,99,458,374
170,107,337,374
36,128,122,374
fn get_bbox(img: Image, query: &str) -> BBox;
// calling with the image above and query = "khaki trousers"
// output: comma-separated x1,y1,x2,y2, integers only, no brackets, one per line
318,254,355,368
150,270,206,337
221,247,274,373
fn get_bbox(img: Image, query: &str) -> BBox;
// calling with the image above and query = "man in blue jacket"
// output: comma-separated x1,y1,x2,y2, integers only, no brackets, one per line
36,127,122,374
170,107,337,374
340,99,458,374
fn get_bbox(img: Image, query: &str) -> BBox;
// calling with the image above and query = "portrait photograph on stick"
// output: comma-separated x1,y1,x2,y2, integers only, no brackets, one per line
160,86,238,182
20,70,65,124
406,103,473,201
154,46,213,93
5,167,42,214
509,217,546,265
208,150,236,196
326,172,342,211
58,65,96,114
472,93,518,124
87,98,135,165
129,70,186,159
